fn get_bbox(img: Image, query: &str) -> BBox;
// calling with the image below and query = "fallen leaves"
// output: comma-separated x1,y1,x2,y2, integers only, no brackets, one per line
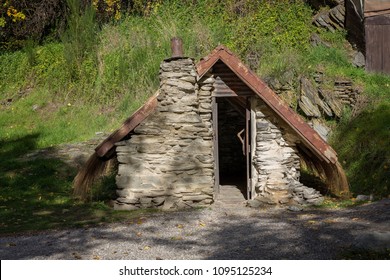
198,221,206,227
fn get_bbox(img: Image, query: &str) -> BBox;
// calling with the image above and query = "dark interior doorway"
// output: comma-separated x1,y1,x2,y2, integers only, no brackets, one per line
217,97,248,199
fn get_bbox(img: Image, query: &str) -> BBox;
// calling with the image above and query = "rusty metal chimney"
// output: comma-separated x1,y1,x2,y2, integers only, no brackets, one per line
171,37,183,57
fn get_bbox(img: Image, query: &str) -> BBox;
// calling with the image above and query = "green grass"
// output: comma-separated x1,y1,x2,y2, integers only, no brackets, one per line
331,103,390,197
0,89,124,147
314,197,369,209
0,132,159,235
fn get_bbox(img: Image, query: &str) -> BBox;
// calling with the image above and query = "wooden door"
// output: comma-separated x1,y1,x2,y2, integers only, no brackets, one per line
365,15,390,74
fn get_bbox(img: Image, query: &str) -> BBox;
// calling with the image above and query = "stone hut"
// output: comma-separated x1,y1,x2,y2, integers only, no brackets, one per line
76,42,349,210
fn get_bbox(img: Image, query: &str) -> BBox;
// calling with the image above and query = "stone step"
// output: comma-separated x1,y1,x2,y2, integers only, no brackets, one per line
215,185,247,208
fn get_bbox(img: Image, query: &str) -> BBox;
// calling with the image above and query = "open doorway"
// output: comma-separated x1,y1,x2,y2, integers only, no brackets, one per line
215,97,248,199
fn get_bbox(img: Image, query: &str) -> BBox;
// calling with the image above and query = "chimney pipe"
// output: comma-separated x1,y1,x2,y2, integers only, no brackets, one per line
171,37,183,57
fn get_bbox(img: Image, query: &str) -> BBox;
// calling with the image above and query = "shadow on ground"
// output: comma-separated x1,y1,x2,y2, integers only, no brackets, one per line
1,199,389,260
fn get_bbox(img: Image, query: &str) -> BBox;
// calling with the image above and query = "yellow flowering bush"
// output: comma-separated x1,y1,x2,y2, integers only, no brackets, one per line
92,0,121,21
0,1,26,27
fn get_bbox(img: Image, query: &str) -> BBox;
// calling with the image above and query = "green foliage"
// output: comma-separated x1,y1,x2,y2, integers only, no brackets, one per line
61,0,98,82
330,72,390,197
331,102,390,197
305,46,351,70
225,0,314,58
32,43,68,88
0,50,30,100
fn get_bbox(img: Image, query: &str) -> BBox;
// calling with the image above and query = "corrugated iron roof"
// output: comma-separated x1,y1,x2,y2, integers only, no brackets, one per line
197,45,339,164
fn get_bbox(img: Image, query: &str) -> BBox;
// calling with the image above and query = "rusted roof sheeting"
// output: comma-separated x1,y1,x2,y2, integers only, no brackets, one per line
95,92,159,158
365,0,390,17
197,46,338,164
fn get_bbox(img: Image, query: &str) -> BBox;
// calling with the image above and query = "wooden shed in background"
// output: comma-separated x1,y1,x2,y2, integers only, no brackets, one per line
364,0,390,74
346,0,390,74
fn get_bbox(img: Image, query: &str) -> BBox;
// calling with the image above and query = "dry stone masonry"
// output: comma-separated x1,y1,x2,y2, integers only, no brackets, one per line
114,57,214,210
250,98,324,207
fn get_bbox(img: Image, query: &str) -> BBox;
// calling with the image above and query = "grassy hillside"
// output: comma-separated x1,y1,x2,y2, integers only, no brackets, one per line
0,0,389,234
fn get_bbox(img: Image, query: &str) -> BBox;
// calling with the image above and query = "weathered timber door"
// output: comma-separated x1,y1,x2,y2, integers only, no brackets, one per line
365,15,390,74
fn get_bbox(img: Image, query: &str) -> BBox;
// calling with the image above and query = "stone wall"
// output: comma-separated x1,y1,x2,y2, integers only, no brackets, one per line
114,58,214,210
250,98,324,207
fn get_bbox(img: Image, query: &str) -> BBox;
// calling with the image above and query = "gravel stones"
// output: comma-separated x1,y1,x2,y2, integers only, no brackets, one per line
2,198,389,260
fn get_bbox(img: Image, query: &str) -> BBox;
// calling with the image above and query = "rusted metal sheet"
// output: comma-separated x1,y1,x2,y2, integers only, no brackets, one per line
95,92,159,158
197,46,228,75
197,46,338,164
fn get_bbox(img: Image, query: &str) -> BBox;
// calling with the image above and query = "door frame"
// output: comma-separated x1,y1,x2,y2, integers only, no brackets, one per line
212,96,253,200
212,97,220,200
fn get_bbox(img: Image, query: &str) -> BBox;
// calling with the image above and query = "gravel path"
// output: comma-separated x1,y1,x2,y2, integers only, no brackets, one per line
1,199,390,260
